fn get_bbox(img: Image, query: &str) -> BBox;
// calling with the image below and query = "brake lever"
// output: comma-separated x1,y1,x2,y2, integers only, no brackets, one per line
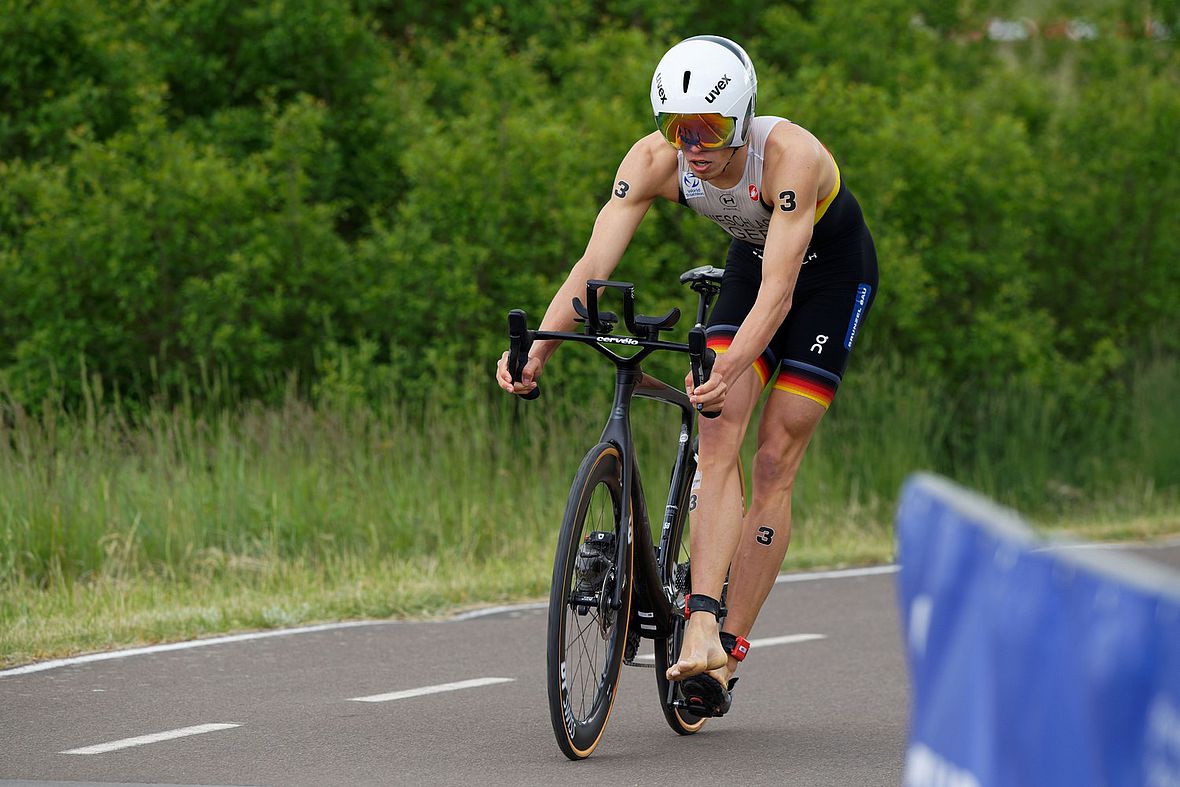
687,327,721,419
508,309,541,400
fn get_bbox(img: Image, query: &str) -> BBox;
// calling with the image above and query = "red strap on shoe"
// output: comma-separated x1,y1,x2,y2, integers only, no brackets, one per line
720,632,751,661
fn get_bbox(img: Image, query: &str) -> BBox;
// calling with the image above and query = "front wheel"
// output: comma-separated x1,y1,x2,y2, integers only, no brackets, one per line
546,443,633,760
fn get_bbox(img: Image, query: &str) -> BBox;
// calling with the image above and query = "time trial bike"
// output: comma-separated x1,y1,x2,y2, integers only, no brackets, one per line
507,265,741,760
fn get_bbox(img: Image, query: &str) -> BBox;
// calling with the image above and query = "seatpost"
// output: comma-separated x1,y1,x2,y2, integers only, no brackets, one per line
694,290,715,328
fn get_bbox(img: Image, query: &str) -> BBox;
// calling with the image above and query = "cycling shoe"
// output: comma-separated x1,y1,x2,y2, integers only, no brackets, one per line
680,674,739,718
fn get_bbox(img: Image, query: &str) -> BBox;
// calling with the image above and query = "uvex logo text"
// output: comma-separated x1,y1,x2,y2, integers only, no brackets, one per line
656,73,667,104
704,75,732,103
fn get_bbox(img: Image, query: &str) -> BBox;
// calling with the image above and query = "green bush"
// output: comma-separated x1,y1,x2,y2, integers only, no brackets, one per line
0,0,1177,429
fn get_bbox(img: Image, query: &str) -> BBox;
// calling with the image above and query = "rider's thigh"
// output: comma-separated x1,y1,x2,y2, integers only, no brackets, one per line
753,389,827,485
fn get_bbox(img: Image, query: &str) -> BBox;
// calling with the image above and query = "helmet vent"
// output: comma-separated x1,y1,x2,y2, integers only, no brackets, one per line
683,71,691,93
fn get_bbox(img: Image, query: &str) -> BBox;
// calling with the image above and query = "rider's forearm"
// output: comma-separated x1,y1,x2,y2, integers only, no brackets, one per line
718,288,793,377
532,257,616,363
717,230,808,378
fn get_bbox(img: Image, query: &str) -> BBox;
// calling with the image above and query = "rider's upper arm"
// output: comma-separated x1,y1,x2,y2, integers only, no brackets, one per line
763,126,822,231
576,135,677,279
760,128,822,287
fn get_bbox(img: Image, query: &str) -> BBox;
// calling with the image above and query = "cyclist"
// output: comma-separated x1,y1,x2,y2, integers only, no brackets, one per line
496,35,878,716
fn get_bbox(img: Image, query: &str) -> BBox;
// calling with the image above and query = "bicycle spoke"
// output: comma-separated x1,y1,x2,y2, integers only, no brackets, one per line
546,444,629,759
566,611,601,718
576,630,593,711
566,603,598,655
565,597,612,719
579,624,601,713
560,483,619,719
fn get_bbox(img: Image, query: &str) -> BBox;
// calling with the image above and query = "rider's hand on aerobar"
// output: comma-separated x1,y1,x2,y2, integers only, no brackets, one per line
498,350,542,398
686,366,727,416
687,327,723,418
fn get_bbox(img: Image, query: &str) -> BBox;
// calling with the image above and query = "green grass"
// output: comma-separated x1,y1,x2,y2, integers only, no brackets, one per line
2,356,1178,668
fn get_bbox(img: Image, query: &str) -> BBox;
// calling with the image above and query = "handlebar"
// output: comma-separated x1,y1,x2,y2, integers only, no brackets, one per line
506,275,722,417
507,309,541,400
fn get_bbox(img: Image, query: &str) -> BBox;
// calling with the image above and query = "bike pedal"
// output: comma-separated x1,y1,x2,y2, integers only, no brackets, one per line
671,698,724,718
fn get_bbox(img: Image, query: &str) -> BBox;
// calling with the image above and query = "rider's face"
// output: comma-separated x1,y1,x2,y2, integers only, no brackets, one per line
682,143,730,180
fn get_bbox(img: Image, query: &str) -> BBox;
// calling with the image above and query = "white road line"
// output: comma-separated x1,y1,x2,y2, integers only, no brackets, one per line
60,723,241,755
449,602,549,621
774,565,899,584
742,633,827,648
349,677,514,703
1,564,901,678
632,633,826,663
0,620,398,678
453,566,901,623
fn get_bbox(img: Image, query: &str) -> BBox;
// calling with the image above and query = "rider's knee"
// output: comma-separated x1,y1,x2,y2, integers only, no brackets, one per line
752,442,801,493
696,451,740,480
697,419,744,460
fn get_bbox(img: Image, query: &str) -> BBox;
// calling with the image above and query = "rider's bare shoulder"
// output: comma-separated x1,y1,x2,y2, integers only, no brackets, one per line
616,133,680,203
763,120,833,202
764,121,824,167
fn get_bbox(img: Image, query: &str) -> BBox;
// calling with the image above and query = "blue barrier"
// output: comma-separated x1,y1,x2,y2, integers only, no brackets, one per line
897,473,1180,787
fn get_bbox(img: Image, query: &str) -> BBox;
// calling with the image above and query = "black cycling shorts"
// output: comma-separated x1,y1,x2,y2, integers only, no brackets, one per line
706,202,878,409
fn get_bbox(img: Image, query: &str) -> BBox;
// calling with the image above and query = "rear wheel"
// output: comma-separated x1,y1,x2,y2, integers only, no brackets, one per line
655,510,708,734
655,453,707,735
655,444,744,734
546,443,633,760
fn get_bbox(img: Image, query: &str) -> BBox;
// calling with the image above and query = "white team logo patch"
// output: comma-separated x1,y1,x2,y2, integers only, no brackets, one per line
682,171,704,199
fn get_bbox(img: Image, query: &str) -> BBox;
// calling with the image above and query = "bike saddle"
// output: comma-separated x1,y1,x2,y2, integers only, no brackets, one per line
678,265,724,286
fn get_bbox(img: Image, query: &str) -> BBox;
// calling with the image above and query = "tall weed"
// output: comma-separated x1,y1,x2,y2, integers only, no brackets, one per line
3,356,1176,591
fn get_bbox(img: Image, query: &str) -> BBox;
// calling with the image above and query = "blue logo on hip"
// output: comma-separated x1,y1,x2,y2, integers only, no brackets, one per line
844,284,871,350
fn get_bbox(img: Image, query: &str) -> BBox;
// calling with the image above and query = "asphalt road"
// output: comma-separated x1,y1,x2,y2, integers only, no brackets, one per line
3,542,1178,787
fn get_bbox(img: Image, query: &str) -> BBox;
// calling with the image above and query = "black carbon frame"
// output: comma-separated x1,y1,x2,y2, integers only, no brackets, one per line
527,328,698,638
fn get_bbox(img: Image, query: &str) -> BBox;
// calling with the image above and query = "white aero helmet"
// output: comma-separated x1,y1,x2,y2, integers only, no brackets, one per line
650,35,757,150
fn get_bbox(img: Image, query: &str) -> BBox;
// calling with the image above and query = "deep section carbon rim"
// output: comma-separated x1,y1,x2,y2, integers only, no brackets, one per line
546,444,632,760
